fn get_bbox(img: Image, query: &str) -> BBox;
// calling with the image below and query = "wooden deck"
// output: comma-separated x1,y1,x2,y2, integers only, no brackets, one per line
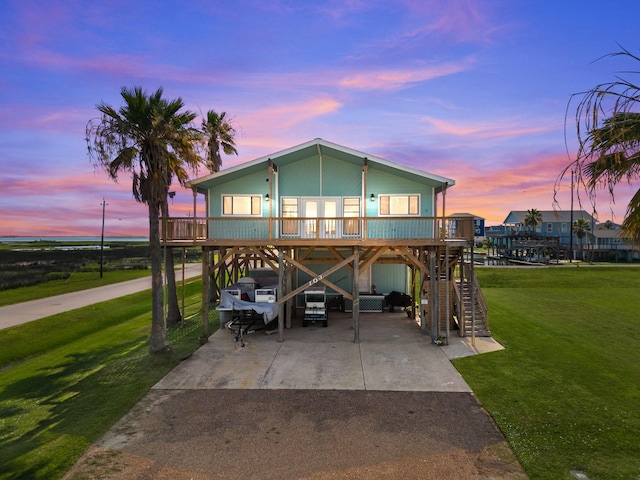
160,215,474,247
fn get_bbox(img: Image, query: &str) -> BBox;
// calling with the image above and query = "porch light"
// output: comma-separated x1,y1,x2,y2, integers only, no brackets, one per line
370,193,375,202
265,194,270,201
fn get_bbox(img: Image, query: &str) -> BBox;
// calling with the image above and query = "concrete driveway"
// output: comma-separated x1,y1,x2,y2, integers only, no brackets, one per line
64,310,525,480
155,310,503,392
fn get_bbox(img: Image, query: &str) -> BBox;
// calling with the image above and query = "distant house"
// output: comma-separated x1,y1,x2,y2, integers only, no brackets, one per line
487,211,638,262
590,223,638,262
161,138,488,341
502,210,595,244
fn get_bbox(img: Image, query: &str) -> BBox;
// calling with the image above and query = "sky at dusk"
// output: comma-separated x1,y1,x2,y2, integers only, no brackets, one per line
1,0,638,237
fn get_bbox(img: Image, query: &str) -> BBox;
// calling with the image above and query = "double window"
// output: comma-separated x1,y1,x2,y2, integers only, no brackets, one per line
379,194,419,216
222,195,262,216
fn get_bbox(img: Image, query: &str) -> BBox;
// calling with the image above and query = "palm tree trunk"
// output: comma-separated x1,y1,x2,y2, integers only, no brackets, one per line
161,203,181,325
149,201,167,353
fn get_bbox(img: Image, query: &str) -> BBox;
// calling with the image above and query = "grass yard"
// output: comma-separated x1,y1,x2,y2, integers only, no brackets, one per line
454,267,640,480
0,278,216,480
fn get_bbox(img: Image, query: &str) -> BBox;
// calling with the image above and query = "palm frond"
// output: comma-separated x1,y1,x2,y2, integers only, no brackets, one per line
558,48,640,240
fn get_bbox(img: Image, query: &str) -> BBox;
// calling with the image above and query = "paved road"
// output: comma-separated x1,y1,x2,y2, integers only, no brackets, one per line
0,264,202,330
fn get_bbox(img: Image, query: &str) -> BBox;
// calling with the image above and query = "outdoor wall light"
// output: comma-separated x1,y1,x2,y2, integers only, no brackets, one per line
265,194,270,201
370,193,375,202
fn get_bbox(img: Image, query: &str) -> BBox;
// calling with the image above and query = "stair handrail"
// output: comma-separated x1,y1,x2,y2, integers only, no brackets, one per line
460,262,489,335
473,275,488,323
452,279,465,335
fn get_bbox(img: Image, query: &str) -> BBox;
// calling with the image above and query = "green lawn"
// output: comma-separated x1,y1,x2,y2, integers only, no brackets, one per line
0,278,216,480
454,267,640,480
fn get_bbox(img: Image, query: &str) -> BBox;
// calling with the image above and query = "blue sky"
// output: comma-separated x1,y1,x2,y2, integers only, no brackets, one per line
1,0,638,236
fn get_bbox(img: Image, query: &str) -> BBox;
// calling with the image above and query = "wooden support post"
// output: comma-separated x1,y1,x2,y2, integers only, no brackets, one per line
470,244,476,347
352,247,360,343
201,247,210,338
430,254,437,340
278,249,285,342
286,263,293,329
445,243,450,342
420,249,427,331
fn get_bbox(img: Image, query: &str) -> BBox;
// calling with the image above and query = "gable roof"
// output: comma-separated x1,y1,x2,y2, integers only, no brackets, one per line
503,210,595,224
188,138,455,193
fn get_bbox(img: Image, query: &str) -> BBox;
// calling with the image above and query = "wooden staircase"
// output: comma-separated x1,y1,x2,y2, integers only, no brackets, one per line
456,275,490,337
417,248,489,340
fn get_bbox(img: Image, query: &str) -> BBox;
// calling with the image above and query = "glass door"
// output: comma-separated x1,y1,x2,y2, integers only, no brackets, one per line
302,198,339,238
302,199,318,237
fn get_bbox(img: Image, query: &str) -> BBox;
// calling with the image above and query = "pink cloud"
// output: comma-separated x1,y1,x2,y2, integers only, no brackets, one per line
437,151,631,225
340,61,472,91
401,0,510,44
229,97,343,154
423,116,555,139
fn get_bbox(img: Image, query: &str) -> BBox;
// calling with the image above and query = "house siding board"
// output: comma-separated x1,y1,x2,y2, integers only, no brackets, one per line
321,155,361,196
279,154,361,197
280,155,321,196
295,263,409,306
367,167,434,216
206,169,270,239
372,264,407,294
208,169,268,215
296,264,352,307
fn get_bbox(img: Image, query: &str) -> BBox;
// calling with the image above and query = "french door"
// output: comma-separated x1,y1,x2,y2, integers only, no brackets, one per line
302,198,338,238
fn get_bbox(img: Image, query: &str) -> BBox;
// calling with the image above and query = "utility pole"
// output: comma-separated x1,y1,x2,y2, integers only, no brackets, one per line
100,198,108,278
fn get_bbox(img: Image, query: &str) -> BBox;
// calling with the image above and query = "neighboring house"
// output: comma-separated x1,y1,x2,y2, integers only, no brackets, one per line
590,223,639,262
161,138,488,342
487,210,638,262
502,210,596,243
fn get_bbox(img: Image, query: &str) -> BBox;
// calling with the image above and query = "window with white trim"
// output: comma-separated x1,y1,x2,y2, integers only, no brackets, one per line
281,197,299,235
343,197,361,235
379,194,419,216
222,195,262,216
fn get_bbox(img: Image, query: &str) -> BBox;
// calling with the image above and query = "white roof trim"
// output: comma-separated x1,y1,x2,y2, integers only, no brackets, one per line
188,138,455,187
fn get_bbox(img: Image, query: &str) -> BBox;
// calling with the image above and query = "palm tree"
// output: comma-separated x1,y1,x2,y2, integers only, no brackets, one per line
559,47,640,241
202,110,237,173
573,218,591,261
523,209,542,233
86,87,203,353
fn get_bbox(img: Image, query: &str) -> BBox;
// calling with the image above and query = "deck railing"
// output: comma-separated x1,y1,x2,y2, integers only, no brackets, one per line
160,215,474,243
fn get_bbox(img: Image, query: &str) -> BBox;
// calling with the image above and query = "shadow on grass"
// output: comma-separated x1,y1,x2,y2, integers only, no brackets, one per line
0,316,208,480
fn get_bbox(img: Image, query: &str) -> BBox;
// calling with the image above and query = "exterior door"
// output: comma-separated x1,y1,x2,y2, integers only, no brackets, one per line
302,198,339,238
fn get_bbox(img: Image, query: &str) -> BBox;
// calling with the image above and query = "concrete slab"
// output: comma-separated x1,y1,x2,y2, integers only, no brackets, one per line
262,341,365,389
444,335,505,360
154,311,501,392
361,343,471,392
154,332,282,389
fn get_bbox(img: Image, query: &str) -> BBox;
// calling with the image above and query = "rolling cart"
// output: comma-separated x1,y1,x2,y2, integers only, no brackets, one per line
303,287,328,327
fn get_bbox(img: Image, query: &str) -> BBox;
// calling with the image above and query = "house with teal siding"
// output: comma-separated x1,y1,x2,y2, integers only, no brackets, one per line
161,138,487,342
